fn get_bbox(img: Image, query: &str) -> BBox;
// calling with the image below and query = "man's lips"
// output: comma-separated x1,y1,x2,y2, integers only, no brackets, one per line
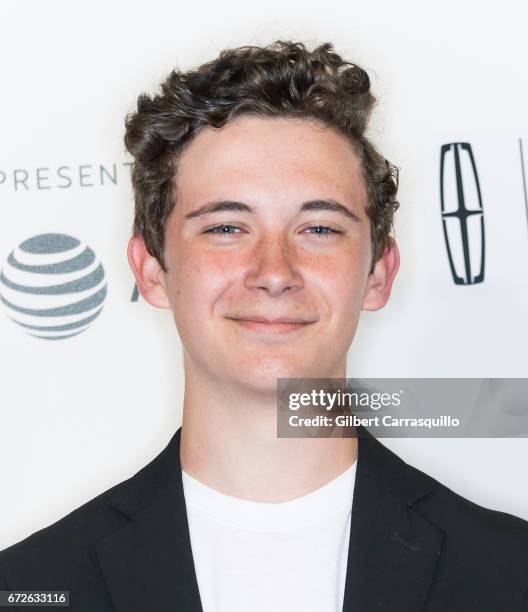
229,315,316,324
226,316,317,334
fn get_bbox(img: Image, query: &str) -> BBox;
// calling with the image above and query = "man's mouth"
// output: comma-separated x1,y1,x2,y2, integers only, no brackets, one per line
226,316,317,334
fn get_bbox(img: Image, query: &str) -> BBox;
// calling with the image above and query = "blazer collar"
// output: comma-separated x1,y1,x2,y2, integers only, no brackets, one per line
94,426,445,612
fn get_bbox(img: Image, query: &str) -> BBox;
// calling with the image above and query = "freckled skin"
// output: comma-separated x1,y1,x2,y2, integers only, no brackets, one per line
159,117,380,392
133,115,399,396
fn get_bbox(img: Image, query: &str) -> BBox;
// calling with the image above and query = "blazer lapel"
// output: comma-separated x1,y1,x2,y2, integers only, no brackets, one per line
94,428,203,612
342,426,445,611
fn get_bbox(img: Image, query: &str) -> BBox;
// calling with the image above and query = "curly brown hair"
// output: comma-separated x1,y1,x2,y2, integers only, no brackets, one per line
124,40,400,273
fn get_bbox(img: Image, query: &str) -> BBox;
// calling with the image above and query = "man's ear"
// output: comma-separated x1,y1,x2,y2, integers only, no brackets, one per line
362,238,400,311
127,235,171,309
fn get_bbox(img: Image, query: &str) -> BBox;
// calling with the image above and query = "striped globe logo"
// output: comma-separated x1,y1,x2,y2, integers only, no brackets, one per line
0,233,107,340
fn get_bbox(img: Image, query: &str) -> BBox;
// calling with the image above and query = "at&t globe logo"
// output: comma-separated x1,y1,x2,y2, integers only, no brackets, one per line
0,233,107,340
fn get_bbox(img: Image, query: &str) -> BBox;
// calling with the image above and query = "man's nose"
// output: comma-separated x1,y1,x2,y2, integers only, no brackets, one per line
244,236,303,297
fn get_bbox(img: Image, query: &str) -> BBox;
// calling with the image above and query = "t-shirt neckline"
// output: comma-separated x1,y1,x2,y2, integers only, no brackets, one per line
181,459,357,532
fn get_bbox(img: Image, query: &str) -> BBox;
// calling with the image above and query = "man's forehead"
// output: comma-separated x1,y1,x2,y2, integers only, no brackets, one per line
172,116,366,211
176,115,361,169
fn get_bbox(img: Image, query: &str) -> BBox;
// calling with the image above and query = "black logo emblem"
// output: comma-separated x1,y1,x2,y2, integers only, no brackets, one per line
440,143,485,284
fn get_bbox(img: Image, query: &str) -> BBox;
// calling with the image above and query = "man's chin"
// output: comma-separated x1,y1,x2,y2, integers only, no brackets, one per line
231,364,321,393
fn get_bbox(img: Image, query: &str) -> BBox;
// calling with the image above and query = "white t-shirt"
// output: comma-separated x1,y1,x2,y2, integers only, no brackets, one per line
182,460,357,612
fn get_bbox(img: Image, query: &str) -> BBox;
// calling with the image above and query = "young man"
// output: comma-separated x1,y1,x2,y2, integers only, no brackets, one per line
1,40,527,612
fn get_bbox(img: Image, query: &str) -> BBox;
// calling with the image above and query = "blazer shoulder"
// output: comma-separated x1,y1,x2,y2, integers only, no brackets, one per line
0,480,127,580
0,439,171,583
364,430,528,541
392,453,528,606
401,455,528,563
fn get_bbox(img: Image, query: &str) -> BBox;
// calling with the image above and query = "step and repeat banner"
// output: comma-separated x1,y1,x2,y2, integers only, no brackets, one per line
1,0,527,548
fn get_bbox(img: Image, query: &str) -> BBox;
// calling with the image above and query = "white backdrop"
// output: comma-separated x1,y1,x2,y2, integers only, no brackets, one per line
1,0,527,550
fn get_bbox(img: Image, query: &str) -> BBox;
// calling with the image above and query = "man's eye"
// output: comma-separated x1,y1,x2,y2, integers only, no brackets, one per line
204,224,243,235
203,224,342,238
304,225,342,238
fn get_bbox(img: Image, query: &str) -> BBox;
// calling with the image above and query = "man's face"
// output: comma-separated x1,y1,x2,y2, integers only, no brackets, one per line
133,115,398,393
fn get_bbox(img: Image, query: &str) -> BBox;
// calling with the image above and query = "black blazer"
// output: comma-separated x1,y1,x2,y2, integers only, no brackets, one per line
1,425,527,611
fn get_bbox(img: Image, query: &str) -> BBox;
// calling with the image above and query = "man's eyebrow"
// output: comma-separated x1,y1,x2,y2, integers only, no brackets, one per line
184,200,253,219
300,199,361,222
184,199,361,222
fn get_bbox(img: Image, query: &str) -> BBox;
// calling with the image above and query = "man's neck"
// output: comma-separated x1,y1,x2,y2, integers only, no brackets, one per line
179,365,358,503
